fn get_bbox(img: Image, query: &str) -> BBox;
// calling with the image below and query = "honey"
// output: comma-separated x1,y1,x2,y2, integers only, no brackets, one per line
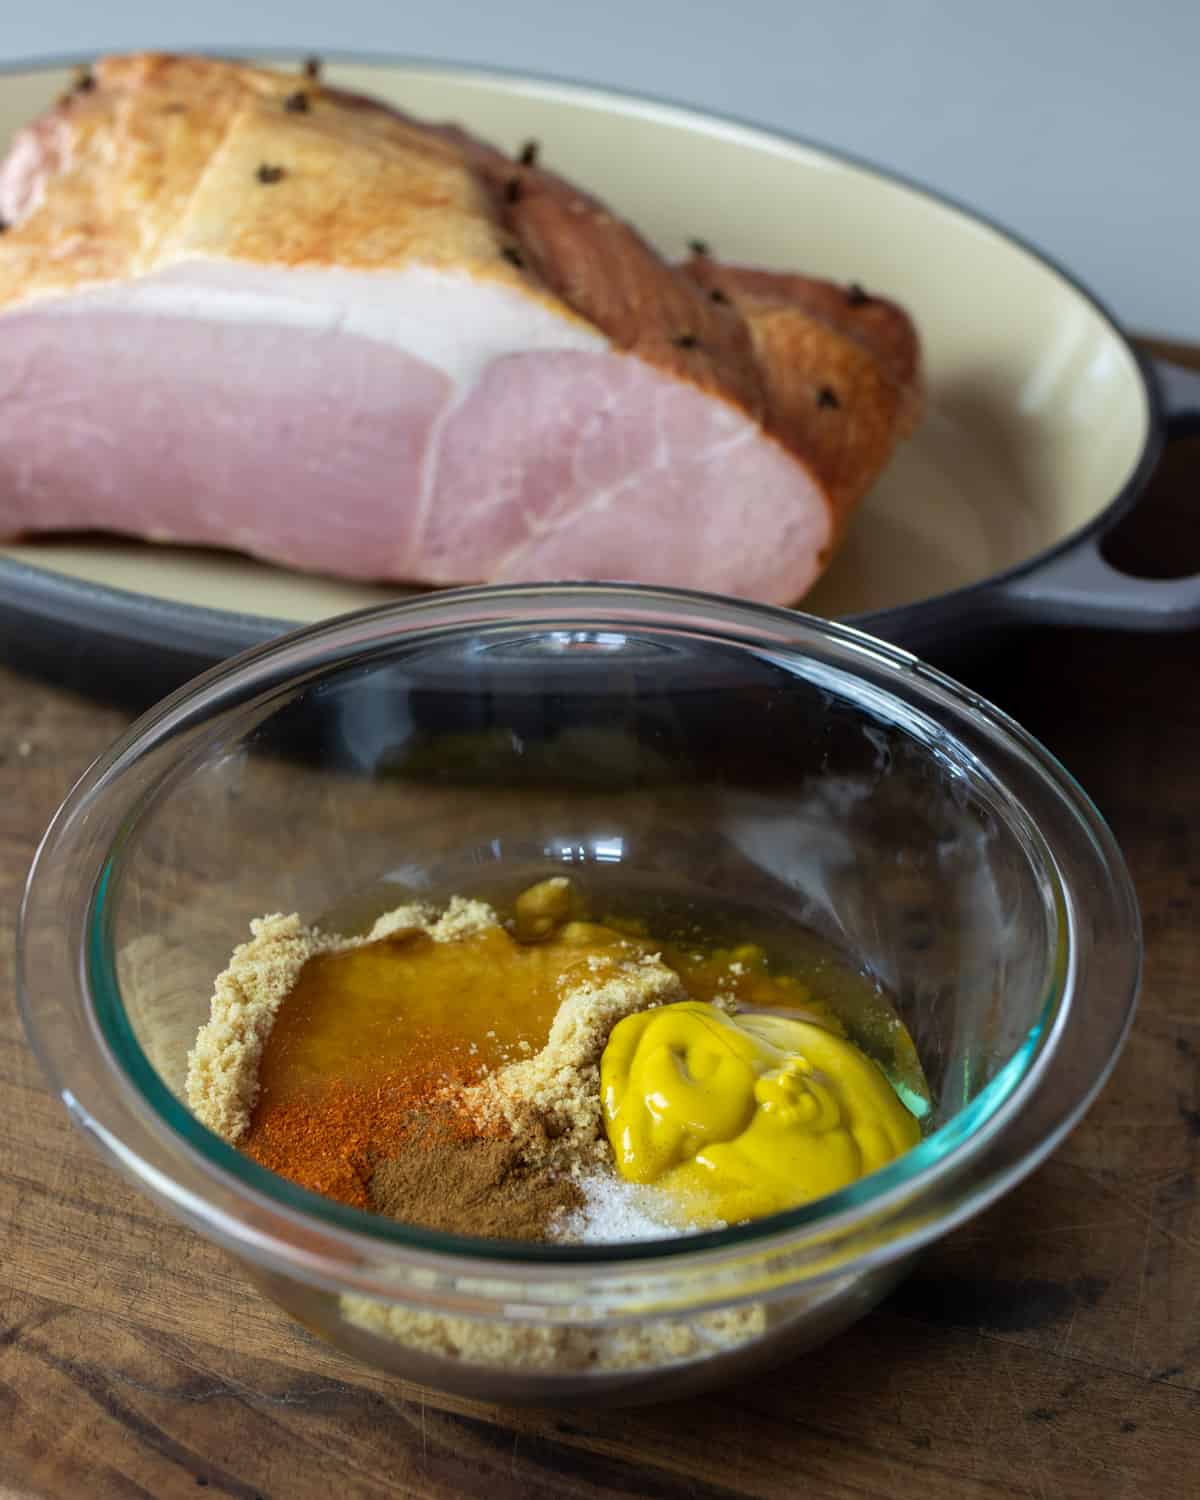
253,919,637,1112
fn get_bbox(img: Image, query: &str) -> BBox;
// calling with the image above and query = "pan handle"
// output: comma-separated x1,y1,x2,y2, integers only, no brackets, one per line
999,357,1200,629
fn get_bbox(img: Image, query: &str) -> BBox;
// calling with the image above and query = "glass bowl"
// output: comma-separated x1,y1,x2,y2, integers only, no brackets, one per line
18,584,1139,1406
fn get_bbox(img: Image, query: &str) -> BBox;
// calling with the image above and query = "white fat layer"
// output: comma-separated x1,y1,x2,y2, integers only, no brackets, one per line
0,126,58,224
30,259,610,386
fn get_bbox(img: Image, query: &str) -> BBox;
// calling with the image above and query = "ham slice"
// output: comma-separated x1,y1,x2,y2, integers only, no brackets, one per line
0,54,922,604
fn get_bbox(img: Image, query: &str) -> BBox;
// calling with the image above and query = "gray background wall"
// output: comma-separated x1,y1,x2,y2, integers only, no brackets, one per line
1,1,1194,339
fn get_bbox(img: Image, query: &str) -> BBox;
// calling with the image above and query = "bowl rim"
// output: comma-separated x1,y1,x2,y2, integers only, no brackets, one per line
19,583,1141,1304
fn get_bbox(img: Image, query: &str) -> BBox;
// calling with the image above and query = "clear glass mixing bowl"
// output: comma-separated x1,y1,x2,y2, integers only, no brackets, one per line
18,585,1139,1405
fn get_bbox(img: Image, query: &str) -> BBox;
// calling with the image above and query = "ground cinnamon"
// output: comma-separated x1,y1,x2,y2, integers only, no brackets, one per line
368,1106,583,1239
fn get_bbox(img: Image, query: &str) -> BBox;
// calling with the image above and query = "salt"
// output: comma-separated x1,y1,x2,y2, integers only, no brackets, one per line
553,1172,711,1244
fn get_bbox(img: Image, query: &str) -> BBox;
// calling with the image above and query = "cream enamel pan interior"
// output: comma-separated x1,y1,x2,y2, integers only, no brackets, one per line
1,55,1197,660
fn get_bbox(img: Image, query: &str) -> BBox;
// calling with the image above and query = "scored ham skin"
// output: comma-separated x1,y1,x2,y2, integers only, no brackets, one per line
681,257,923,529
0,54,922,604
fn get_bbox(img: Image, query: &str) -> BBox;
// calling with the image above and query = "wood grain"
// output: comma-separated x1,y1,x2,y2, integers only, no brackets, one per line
3,345,1200,1498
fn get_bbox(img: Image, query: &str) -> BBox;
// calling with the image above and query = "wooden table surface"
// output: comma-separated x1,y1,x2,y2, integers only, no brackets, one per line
3,351,1199,1498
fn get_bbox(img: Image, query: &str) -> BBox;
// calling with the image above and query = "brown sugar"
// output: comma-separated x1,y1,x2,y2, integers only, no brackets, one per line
340,1296,769,1372
462,953,687,1168
185,912,340,1143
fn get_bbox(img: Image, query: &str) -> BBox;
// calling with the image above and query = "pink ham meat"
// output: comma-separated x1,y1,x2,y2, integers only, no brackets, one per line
0,54,922,604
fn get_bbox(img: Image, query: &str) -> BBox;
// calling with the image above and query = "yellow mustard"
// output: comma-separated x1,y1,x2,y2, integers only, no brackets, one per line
601,1001,920,1223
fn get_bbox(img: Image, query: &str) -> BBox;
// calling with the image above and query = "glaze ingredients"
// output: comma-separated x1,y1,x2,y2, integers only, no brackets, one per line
186,877,925,1245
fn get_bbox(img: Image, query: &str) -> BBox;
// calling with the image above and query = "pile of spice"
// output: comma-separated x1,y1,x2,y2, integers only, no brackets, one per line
185,886,696,1241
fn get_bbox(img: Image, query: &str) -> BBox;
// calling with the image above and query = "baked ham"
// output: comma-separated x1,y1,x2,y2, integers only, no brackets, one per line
0,54,922,604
